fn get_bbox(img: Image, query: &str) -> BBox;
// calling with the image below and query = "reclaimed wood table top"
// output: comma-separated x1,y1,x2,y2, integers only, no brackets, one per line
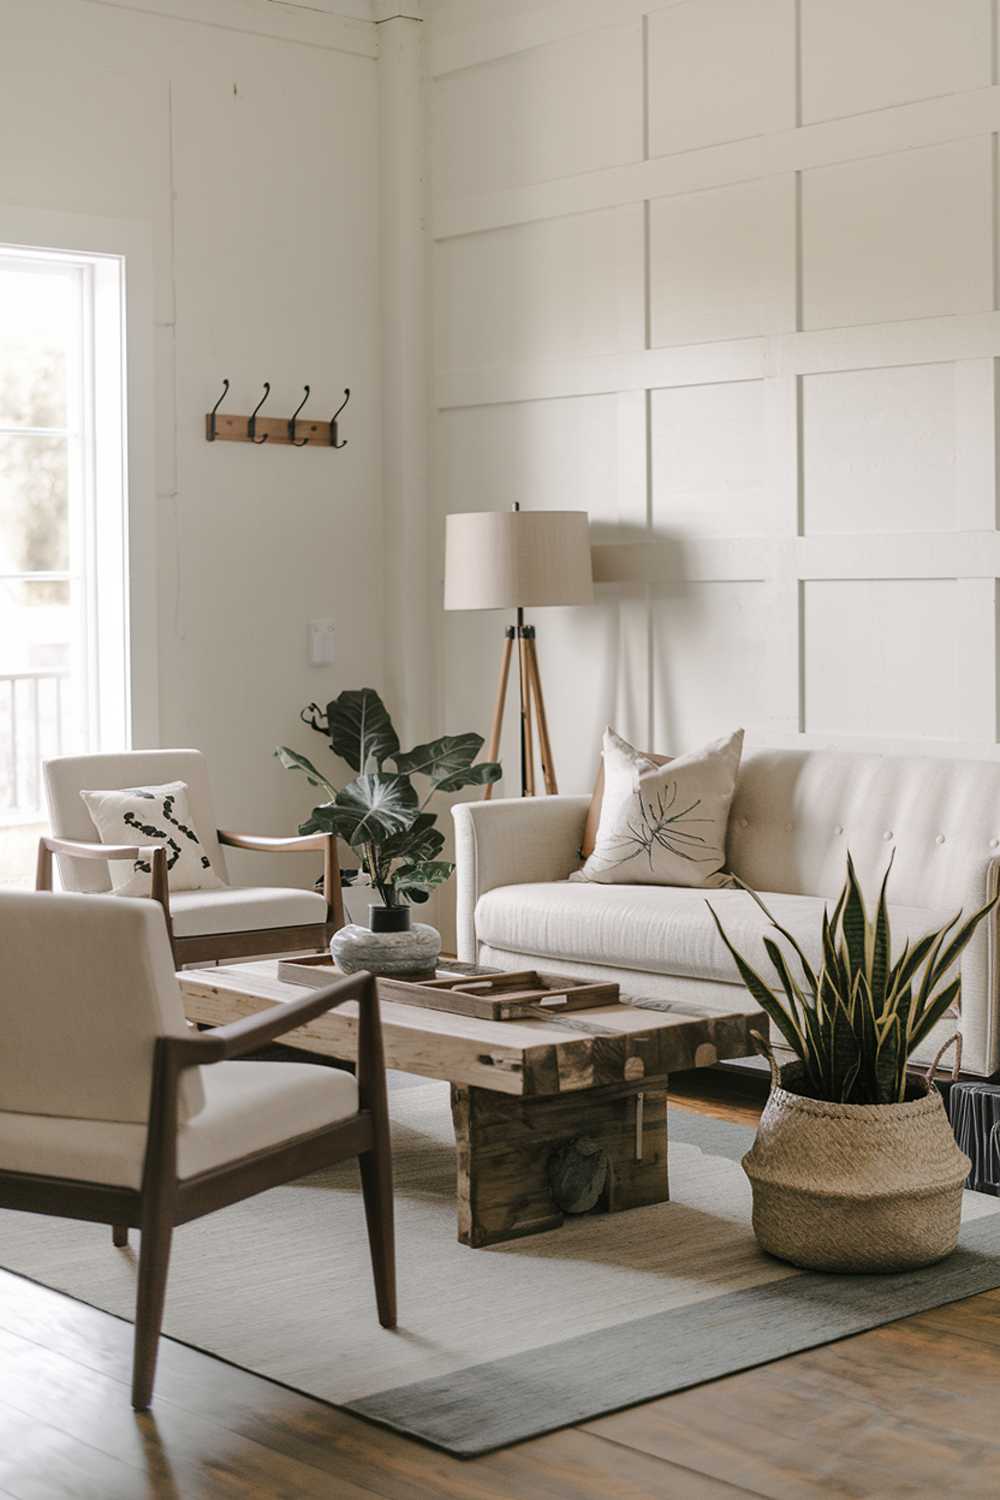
179,961,765,1098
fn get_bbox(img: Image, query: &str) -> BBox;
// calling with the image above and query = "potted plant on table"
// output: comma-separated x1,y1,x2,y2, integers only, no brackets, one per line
276,688,501,977
709,855,997,1273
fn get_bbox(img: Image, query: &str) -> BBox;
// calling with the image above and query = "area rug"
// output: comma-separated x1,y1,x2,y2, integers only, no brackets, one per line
3,1080,1000,1457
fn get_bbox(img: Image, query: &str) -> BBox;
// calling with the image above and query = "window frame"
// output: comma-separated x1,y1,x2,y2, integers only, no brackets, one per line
0,204,158,769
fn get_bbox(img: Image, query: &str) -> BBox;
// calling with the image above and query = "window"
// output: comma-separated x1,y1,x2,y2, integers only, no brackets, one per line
0,246,128,885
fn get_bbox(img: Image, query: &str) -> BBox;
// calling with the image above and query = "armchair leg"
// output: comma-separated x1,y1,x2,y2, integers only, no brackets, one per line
112,1224,128,1248
131,1213,173,1410
359,1136,396,1329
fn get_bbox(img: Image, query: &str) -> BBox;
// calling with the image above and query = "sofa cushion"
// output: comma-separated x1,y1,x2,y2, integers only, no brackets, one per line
476,880,948,988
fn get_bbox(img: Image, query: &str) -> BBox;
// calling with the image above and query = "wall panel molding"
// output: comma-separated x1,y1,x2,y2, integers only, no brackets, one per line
430,0,1000,781
435,87,1000,240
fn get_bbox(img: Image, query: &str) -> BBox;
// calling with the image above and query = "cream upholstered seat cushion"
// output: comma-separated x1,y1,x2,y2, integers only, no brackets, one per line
475,880,948,989
169,885,328,937
0,1062,359,1191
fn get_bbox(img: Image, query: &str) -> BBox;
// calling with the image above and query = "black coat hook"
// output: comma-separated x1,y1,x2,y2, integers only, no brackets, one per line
329,387,350,449
207,378,229,441
248,382,271,444
288,385,311,447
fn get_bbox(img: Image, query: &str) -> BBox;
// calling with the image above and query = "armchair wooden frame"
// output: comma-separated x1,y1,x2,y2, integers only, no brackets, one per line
0,971,394,1410
36,828,346,965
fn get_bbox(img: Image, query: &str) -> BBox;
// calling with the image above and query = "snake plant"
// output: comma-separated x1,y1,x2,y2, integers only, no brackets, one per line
708,854,998,1105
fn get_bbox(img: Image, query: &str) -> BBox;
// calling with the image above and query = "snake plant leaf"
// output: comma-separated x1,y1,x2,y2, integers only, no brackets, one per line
762,937,808,1022
842,853,869,977
908,975,962,1053
871,853,895,1010
326,689,400,774
733,878,819,992
273,745,339,800
925,894,999,992
378,812,446,865
707,904,806,1059
887,931,938,1003
316,773,418,848
713,855,996,1104
392,733,501,792
763,935,820,1088
875,1012,900,1103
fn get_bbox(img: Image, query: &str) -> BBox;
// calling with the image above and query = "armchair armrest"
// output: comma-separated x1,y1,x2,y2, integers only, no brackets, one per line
187,972,374,1062
36,835,172,931
148,971,387,1193
216,828,344,929
452,795,590,962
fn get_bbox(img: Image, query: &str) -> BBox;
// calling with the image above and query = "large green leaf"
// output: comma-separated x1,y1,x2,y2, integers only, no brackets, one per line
392,733,502,793
378,812,446,865
394,859,454,903
306,774,418,849
327,689,400,774
273,745,338,799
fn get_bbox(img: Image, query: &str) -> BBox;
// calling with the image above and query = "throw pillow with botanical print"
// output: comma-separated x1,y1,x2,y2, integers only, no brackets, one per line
571,727,744,888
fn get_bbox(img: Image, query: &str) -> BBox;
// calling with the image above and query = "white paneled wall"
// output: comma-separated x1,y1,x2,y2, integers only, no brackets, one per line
428,0,1000,817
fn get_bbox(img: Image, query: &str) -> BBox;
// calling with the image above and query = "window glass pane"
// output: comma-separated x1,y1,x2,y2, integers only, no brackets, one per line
0,268,71,428
0,577,79,825
0,434,69,572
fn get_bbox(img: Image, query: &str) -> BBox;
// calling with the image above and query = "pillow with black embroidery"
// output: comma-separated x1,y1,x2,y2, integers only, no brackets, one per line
79,780,225,897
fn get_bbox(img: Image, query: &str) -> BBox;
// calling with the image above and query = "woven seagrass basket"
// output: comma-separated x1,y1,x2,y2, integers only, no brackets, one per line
743,1036,971,1273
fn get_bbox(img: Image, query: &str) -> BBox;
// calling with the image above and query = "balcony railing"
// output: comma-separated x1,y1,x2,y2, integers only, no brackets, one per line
0,670,70,822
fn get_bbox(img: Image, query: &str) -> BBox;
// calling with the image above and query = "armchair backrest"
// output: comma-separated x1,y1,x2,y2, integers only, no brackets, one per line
44,749,228,893
0,891,205,1124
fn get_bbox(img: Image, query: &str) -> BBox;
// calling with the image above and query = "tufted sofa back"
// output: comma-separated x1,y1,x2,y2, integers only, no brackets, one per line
727,748,1000,914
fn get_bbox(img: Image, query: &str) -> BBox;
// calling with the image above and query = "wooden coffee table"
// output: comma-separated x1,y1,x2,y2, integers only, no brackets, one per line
179,961,765,1248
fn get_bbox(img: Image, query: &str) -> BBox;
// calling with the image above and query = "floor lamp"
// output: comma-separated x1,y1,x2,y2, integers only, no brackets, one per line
444,506,594,797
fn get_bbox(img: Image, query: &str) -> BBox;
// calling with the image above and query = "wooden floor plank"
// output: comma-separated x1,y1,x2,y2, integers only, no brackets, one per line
0,1403,149,1500
2,1067,1000,1498
585,1318,1000,1499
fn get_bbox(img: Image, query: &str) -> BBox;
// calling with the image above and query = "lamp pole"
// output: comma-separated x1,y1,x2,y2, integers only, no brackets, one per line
511,503,530,796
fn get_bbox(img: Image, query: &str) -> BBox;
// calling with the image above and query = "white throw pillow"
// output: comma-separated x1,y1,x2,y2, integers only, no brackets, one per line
571,727,744,888
80,780,225,897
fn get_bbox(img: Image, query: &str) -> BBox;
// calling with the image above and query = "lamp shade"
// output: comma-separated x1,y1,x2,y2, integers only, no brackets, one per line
444,509,594,612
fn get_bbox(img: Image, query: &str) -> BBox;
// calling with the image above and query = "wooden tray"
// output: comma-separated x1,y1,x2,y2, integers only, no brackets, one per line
277,954,620,1021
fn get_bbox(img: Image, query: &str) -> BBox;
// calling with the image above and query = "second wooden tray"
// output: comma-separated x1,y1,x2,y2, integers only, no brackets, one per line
277,955,620,1021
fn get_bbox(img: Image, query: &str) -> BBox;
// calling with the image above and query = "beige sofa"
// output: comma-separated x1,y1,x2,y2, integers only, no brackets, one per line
454,748,1000,1078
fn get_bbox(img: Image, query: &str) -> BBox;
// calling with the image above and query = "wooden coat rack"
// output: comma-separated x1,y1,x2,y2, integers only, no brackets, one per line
205,381,350,448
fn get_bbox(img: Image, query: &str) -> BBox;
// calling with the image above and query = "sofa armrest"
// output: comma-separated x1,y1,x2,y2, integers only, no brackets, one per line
452,795,590,962
952,856,1000,1077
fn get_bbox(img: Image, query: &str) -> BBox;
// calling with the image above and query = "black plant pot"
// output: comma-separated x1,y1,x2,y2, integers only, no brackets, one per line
369,904,411,934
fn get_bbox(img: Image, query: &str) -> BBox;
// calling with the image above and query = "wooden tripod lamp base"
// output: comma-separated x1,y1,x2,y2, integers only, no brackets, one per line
443,506,594,800
483,616,557,799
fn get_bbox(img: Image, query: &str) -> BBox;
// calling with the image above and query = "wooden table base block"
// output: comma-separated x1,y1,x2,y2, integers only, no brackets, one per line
451,1078,670,1248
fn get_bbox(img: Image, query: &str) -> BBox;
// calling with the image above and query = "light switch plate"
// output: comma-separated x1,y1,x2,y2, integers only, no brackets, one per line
309,618,336,666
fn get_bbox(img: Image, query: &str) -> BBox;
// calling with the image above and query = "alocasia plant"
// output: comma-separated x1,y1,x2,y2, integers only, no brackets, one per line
276,688,501,908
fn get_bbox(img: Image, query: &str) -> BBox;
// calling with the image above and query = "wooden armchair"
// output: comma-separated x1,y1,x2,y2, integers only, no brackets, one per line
0,890,394,1410
38,748,345,965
